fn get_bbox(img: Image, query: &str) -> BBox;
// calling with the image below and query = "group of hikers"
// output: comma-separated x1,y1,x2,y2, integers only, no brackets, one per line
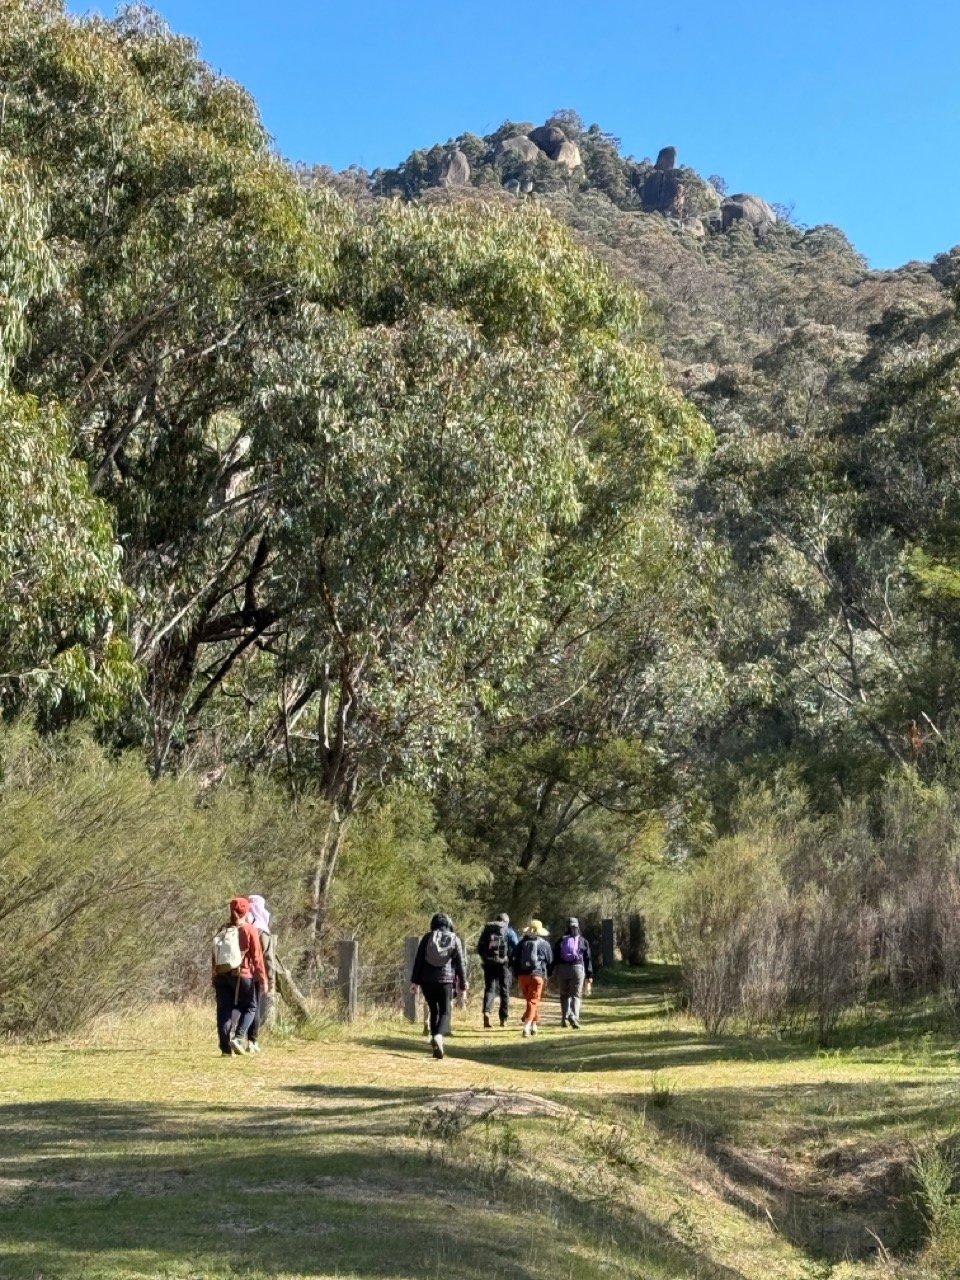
409,911,594,1060
211,895,277,1056
212,898,593,1062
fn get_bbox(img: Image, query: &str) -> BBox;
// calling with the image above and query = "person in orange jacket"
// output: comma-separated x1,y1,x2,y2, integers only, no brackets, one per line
211,896,268,1056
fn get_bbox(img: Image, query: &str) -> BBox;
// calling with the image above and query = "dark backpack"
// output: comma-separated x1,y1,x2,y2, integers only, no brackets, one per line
516,935,541,975
559,934,581,964
481,923,509,965
425,928,457,968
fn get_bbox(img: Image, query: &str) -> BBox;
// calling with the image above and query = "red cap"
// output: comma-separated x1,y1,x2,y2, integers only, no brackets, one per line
230,896,251,917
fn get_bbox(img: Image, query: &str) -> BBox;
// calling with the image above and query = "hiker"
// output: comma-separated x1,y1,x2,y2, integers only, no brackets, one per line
476,912,519,1028
410,912,468,1060
245,894,277,1054
552,916,593,1029
515,920,553,1037
212,896,269,1056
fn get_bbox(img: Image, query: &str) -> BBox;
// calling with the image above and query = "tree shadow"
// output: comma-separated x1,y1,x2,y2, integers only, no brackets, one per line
367,1025,812,1076
0,1098,747,1280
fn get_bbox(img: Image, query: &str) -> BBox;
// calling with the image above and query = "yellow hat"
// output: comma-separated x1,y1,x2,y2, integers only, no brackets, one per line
525,919,549,937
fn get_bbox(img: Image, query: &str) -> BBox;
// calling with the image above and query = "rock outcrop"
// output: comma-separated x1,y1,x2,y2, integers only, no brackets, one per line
528,124,568,158
554,138,582,170
655,145,677,171
496,134,541,163
440,149,470,187
721,193,777,232
641,167,685,216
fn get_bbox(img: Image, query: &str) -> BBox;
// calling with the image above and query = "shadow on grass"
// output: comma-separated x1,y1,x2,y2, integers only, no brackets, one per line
606,1077,953,1264
0,1097,747,1280
368,1025,812,1076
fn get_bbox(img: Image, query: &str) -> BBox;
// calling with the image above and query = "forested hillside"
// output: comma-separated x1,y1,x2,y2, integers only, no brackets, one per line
5,3,960,1059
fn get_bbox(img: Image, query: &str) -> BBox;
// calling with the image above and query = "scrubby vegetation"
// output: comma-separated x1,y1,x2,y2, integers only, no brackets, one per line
5,0,960,1073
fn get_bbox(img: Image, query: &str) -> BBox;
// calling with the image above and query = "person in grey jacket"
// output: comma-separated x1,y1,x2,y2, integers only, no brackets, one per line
552,917,593,1028
410,912,468,1059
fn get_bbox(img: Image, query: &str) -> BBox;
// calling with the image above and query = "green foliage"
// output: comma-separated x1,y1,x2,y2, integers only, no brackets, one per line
913,1147,960,1272
9,0,960,983
0,140,130,714
0,723,478,1035
0,392,135,714
330,786,488,976
0,722,235,1034
254,196,705,812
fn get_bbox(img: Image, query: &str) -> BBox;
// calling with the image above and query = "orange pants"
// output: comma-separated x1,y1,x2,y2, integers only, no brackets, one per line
518,974,546,1025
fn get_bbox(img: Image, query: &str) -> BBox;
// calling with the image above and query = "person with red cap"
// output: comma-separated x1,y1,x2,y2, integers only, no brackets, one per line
211,896,269,1056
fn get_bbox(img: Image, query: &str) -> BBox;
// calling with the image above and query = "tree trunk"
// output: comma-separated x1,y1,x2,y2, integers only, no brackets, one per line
297,805,350,983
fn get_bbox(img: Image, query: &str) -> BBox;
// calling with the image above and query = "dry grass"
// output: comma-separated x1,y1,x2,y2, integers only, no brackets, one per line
0,965,957,1278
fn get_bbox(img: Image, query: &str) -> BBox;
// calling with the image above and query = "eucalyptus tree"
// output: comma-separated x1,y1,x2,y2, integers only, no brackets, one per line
0,148,130,714
2,1,336,766
251,196,706,940
1,4,706,951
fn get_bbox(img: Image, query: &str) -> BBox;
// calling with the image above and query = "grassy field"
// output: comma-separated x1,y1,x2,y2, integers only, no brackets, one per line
1,965,958,1279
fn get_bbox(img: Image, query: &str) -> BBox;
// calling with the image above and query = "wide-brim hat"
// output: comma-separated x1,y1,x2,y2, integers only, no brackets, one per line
525,919,549,937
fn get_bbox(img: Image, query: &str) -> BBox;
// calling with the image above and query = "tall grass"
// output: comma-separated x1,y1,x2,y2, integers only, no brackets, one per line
659,772,960,1038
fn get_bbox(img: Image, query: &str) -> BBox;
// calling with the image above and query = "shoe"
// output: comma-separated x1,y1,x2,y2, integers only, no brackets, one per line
483,1013,492,1029
560,1017,568,1028
229,1037,246,1055
247,1041,261,1054
432,1035,444,1060
220,1050,233,1057
521,1022,532,1038
568,1018,580,1030
530,1022,539,1035
499,1016,507,1027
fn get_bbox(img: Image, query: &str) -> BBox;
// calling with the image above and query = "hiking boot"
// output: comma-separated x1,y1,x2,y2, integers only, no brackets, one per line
229,1037,245,1055
521,1022,532,1037
530,1022,539,1035
483,1013,492,1029
246,1041,261,1054
432,1035,444,1060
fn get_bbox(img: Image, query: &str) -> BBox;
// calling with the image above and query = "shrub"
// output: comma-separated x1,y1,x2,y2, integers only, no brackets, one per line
663,771,960,1039
0,724,234,1035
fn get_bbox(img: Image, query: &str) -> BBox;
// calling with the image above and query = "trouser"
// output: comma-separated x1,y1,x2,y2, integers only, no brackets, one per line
482,962,511,1020
214,973,257,1052
555,962,585,1022
518,974,546,1025
248,988,276,1043
420,980,453,1038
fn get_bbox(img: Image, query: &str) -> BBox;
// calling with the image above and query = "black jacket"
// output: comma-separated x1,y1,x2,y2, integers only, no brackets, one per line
514,934,553,978
476,922,519,967
552,932,593,979
411,930,467,988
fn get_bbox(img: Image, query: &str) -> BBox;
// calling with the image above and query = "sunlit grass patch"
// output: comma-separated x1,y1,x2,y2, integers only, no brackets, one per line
1,967,957,1278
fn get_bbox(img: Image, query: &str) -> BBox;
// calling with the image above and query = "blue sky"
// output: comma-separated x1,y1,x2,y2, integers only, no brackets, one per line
68,1,956,268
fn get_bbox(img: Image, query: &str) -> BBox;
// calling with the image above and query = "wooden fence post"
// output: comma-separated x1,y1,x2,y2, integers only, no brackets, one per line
404,936,419,1022
338,939,358,1023
627,913,647,967
601,917,616,968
